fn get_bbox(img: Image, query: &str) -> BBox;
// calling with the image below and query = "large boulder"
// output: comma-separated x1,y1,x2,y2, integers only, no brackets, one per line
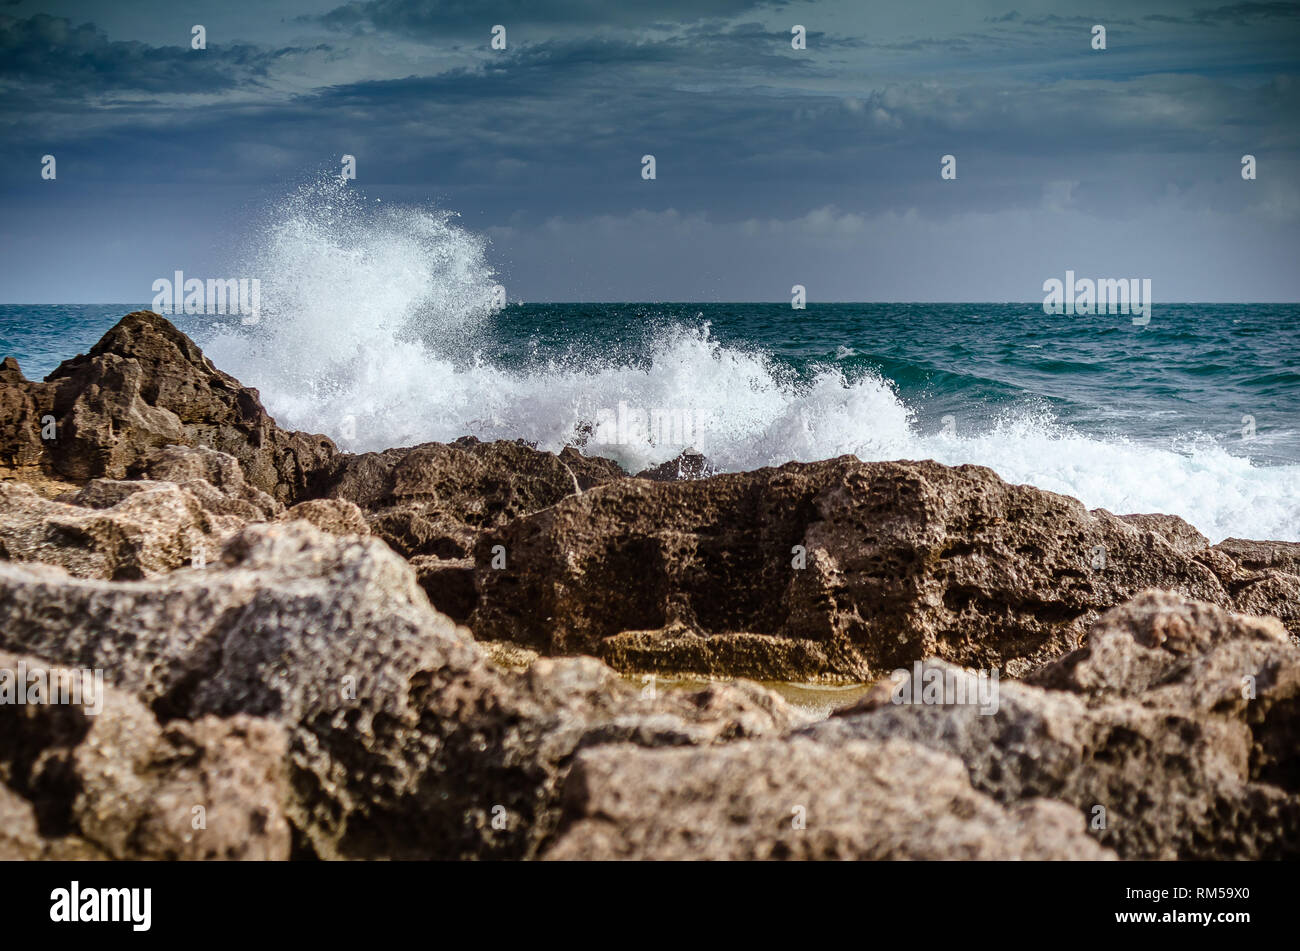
0,312,336,505
319,436,624,617
469,458,1240,681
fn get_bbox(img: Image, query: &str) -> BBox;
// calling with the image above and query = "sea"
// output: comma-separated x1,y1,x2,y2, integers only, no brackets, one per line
2,185,1296,545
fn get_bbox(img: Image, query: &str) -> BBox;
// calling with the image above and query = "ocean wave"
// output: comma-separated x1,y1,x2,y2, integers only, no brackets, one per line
201,181,1300,544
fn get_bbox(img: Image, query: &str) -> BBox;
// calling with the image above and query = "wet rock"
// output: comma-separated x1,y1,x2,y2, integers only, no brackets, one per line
544,735,1113,860
634,448,717,482
558,444,626,489
0,312,336,505
471,458,1238,681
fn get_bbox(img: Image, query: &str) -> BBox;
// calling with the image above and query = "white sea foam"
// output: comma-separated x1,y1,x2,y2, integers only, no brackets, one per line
203,182,1300,544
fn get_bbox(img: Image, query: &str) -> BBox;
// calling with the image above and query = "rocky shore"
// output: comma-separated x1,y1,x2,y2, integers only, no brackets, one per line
1,311,1297,860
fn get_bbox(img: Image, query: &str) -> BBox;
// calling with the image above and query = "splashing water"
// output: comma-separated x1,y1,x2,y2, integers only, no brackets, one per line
199,181,1300,543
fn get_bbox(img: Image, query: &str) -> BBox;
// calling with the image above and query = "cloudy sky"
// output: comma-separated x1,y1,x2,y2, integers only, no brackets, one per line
1,0,1298,302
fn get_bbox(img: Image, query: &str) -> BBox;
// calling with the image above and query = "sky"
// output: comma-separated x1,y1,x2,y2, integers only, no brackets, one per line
1,0,1298,302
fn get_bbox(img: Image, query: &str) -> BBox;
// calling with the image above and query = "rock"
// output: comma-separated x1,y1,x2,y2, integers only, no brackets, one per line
1232,571,1300,644
0,784,106,860
470,457,1239,681
321,438,625,561
1198,538,1300,640
1214,538,1300,574
1116,512,1209,553
0,357,50,473
558,445,626,489
634,448,717,482
133,445,282,518
0,312,336,505
409,554,476,621
0,648,290,860
0,521,798,860
316,437,626,619
0,479,242,579
595,624,845,682
802,592,1300,859
544,735,1113,860
278,498,370,536
1026,588,1291,696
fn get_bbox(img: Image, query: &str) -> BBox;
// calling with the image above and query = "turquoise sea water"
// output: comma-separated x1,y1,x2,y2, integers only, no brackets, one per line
1,300,1296,543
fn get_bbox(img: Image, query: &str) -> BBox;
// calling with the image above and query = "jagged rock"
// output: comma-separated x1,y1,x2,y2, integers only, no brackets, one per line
544,735,1113,860
1215,538,1300,574
0,522,798,860
1183,538,1300,640
558,444,627,488
132,445,282,518
0,312,336,505
1232,571,1300,644
0,479,242,579
635,448,717,482
1117,512,1209,553
321,438,624,561
1027,588,1292,696
73,708,292,861
0,648,290,860
801,592,1300,859
278,498,370,536
470,458,1240,681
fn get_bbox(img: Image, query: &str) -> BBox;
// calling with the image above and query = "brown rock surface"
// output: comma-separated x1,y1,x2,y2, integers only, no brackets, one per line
803,592,1300,859
277,497,370,535
0,311,336,505
545,735,1113,860
0,479,243,579
0,648,290,860
0,522,798,860
320,437,624,559
470,458,1241,681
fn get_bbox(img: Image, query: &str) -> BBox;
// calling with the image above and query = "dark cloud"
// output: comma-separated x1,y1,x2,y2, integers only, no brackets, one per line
1145,2,1300,26
0,13,299,94
0,0,1297,301
316,0,785,36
